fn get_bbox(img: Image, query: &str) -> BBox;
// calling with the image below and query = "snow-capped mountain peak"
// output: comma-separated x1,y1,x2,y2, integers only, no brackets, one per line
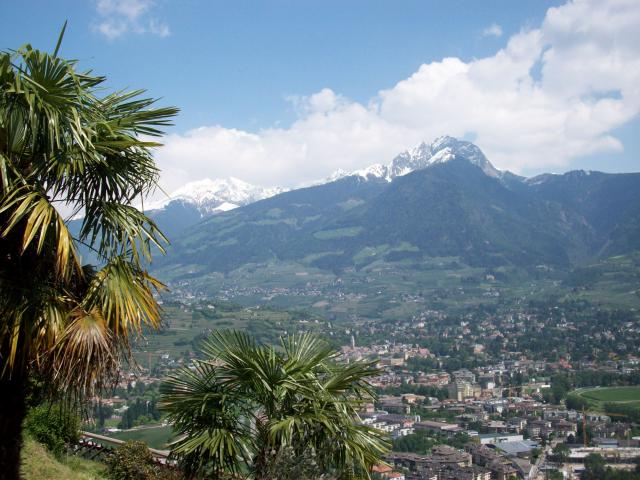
352,163,390,181
148,137,502,219
145,177,287,215
327,136,502,183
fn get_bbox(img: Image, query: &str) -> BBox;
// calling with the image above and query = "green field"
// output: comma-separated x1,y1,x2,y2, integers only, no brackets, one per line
574,386,640,409
109,425,175,450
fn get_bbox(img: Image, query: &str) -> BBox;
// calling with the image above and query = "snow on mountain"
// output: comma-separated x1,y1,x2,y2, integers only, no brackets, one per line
352,163,389,180
212,201,240,212
328,136,503,183
147,137,503,219
146,177,287,215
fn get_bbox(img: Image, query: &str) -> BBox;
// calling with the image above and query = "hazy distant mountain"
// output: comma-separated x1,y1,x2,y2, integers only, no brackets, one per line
524,169,640,258
142,178,286,239
152,137,640,276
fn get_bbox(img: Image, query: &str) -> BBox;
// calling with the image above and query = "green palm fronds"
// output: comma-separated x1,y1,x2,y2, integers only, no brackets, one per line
0,34,178,397
160,331,390,479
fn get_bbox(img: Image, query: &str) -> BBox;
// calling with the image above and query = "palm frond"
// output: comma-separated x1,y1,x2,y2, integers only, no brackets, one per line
160,331,389,478
83,256,164,337
0,39,176,392
49,307,118,397
0,185,81,279
160,363,254,476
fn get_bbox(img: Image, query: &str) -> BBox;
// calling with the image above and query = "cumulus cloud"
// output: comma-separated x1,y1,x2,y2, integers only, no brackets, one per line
482,23,503,38
153,0,640,194
93,0,170,39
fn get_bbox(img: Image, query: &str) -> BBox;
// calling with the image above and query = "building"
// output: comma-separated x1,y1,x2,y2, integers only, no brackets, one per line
391,447,493,480
377,414,419,428
478,433,524,445
447,381,482,400
438,466,492,480
379,395,410,414
496,440,539,457
387,446,472,472
402,393,426,404
452,369,476,383
414,420,464,438
465,445,520,480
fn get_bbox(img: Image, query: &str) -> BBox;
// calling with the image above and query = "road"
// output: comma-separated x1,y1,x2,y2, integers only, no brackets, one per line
530,446,551,480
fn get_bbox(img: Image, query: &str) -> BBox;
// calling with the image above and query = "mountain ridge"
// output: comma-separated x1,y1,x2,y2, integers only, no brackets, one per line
151,141,640,280
146,136,508,219
146,177,287,216
326,136,505,183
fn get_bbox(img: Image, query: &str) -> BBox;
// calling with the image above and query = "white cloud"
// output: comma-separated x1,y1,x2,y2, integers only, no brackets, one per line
482,23,503,38
93,0,170,39
152,0,640,195
96,0,150,19
148,18,170,37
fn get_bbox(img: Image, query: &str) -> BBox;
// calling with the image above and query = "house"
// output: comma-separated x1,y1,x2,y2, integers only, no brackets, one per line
465,445,520,480
448,381,482,400
507,417,527,433
387,446,472,472
550,419,577,438
377,414,418,428
385,473,405,480
395,449,490,479
379,395,410,414
593,438,619,447
526,420,551,438
402,393,426,404
414,420,464,438
372,464,393,475
438,466,492,480
484,420,509,432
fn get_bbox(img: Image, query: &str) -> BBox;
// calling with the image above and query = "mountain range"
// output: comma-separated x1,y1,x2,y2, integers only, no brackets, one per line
145,136,640,280
148,136,503,220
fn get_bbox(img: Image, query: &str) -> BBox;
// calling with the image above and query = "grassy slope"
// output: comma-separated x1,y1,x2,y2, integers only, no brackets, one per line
21,437,107,480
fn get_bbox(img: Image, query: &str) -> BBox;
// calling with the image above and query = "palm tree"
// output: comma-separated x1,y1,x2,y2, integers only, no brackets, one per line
0,28,177,477
160,331,389,479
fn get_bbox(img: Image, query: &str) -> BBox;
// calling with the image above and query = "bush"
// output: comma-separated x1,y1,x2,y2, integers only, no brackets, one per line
107,441,156,480
107,441,183,480
23,403,80,456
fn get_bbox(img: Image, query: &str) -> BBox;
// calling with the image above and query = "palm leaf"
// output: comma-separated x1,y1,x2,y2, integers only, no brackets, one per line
0,39,176,397
160,332,389,478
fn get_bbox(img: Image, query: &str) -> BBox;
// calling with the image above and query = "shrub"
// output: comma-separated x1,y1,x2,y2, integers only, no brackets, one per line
23,403,80,456
106,441,183,480
107,441,156,480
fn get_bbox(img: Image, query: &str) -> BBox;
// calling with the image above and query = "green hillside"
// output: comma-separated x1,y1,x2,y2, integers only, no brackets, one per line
21,437,106,480
155,159,640,283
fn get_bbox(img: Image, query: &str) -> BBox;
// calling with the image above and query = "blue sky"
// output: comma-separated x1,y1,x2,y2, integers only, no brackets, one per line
2,0,639,191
